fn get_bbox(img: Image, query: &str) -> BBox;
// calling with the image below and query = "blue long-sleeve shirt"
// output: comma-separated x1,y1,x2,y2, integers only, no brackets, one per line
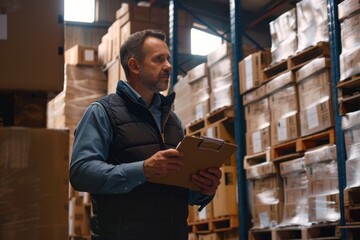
70,80,212,208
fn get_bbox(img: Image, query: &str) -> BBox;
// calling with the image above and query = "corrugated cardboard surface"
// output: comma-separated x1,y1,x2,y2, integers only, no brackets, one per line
0,127,69,239
0,0,64,92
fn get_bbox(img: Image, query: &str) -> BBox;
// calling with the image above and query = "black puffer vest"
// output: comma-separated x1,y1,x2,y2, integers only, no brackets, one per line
91,87,189,240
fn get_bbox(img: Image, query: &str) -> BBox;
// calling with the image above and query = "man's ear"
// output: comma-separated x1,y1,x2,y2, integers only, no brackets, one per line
128,58,140,75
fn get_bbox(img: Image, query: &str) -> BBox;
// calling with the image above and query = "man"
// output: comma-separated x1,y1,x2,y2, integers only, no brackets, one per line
70,29,222,240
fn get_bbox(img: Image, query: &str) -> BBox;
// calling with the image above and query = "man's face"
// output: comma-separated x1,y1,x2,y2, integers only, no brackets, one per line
137,36,173,93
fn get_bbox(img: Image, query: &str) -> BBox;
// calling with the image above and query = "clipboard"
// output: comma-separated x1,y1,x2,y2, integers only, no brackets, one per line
148,135,238,190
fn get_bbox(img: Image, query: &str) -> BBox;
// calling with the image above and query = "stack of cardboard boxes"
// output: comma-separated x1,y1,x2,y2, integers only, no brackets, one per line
48,45,107,238
0,0,68,239
338,0,360,81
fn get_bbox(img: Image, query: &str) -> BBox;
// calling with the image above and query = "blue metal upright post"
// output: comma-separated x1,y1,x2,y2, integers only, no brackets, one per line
327,0,347,238
169,0,179,93
229,0,249,239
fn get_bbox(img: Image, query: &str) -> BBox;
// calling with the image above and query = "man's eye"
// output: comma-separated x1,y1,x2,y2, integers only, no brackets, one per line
155,56,164,62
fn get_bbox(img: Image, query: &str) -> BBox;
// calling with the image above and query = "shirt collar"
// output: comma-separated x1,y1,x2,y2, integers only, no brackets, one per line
121,80,161,109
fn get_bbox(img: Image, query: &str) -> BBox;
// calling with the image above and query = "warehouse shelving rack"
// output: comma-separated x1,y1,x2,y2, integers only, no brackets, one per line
168,0,347,239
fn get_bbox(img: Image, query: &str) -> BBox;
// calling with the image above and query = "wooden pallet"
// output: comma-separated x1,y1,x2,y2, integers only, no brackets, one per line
212,215,239,232
189,215,238,234
337,75,360,115
344,186,360,206
249,227,272,240
273,223,340,240
289,42,330,71
185,106,234,136
345,205,360,225
271,129,335,161
263,42,330,82
338,225,360,240
243,149,271,169
189,219,213,234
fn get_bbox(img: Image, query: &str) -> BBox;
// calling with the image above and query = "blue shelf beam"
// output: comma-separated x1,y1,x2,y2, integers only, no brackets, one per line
230,0,249,239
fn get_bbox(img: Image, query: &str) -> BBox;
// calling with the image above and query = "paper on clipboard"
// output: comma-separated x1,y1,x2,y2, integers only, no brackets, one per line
148,135,238,190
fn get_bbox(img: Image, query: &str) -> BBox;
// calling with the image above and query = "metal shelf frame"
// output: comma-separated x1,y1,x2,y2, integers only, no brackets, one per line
169,0,348,239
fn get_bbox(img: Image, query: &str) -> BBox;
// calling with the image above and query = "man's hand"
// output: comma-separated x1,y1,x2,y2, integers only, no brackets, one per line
191,167,222,196
143,149,184,178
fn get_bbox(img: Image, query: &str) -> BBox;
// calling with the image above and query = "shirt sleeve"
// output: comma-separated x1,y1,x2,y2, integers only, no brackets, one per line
69,102,147,194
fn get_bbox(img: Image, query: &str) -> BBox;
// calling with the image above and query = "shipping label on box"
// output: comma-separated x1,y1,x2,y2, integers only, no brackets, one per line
270,113,299,146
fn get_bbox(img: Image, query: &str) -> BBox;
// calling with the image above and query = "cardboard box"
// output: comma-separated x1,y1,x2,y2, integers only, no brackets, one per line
0,0,64,92
69,197,90,236
340,45,360,81
251,203,283,228
188,63,209,83
205,121,236,166
296,0,328,52
115,3,150,23
246,162,278,180
269,9,297,64
308,193,340,223
207,42,232,67
346,154,360,188
239,50,271,94
209,57,232,83
341,12,360,51
245,98,269,120
338,0,360,20
246,127,271,155
65,45,98,66
279,157,306,176
282,203,309,226
299,98,334,137
212,166,238,218
242,84,267,106
304,144,337,166
269,85,298,122
0,128,69,239
266,71,295,96
210,85,233,112
270,113,299,146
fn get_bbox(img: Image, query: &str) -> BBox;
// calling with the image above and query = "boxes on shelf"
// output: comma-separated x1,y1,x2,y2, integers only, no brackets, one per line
296,0,329,53
0,128,69,239
304,145,340,223
308,193,340,223
279,157,309,226
341,12,360,52
207,43,234,112
268,81,299,146
174,75,195,127
212,166,238,218
245,98,271,155
187,63,211,121
242,85,267,106
0,91,48,128
239,50,271,94
338,0,360,21
342,110,360,159
47,64,107,152
204,121,236,166
69,197,90,237
340,44,360,81
296,58,334,137
107,59,126,94
346,154,360,189
65,45,98,66
246,162,283,228
269,8,297,64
